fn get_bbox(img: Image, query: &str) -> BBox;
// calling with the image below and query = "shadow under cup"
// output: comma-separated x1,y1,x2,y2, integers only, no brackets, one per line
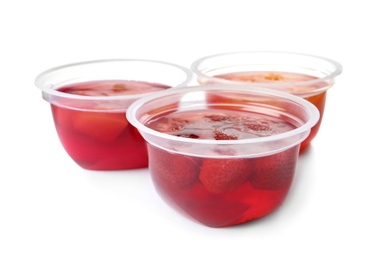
127,85,319,227
35,59,193,170
191,51,342,152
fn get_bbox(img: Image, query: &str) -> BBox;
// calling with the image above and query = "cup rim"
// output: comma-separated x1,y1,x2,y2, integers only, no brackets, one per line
35,58,193,101
191,51,343,96
126,84,320,147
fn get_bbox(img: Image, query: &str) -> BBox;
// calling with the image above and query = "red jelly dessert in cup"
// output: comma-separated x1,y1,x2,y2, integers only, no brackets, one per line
52,80,170,170
127,85,319,227
35,59,192,170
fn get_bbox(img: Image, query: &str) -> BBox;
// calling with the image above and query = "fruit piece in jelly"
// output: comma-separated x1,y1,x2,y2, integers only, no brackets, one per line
175,182,251,227
250,147,298,190
73,112,129,142
150,146,200,189
199,158,252,194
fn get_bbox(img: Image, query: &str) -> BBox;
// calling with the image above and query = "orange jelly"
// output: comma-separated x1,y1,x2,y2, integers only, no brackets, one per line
213,71,326,152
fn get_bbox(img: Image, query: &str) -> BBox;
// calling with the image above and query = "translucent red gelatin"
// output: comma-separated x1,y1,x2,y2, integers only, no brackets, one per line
145,108,299,227
53,80,170,170
213,71,327,152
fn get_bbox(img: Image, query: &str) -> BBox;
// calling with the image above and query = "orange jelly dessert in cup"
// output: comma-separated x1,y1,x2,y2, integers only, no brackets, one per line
191,51,342,152
35,59,192,170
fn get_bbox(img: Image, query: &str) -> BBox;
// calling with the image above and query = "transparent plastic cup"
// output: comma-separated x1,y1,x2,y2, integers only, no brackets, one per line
127,85,319,227
35,59,193,170
191,51,342,152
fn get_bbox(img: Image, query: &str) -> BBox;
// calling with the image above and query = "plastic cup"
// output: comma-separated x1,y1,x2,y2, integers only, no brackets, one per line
127,85,319,227
35,59,193,170
191,51,342,152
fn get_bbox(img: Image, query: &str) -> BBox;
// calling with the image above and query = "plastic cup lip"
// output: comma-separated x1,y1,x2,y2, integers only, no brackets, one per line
34,58,193,102
126,84,320,147
191,51,343,95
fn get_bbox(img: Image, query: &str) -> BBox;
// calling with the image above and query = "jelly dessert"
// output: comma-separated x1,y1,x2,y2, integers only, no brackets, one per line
213,71,326,151
53,80,170,170
145,108,299,227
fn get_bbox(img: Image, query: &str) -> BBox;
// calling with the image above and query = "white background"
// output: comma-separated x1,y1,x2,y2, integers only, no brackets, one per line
1,0,369,259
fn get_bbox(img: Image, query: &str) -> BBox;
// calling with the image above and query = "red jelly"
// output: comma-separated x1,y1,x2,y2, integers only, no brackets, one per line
127,85,319,227
53,80,170,170
145,108,299,227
